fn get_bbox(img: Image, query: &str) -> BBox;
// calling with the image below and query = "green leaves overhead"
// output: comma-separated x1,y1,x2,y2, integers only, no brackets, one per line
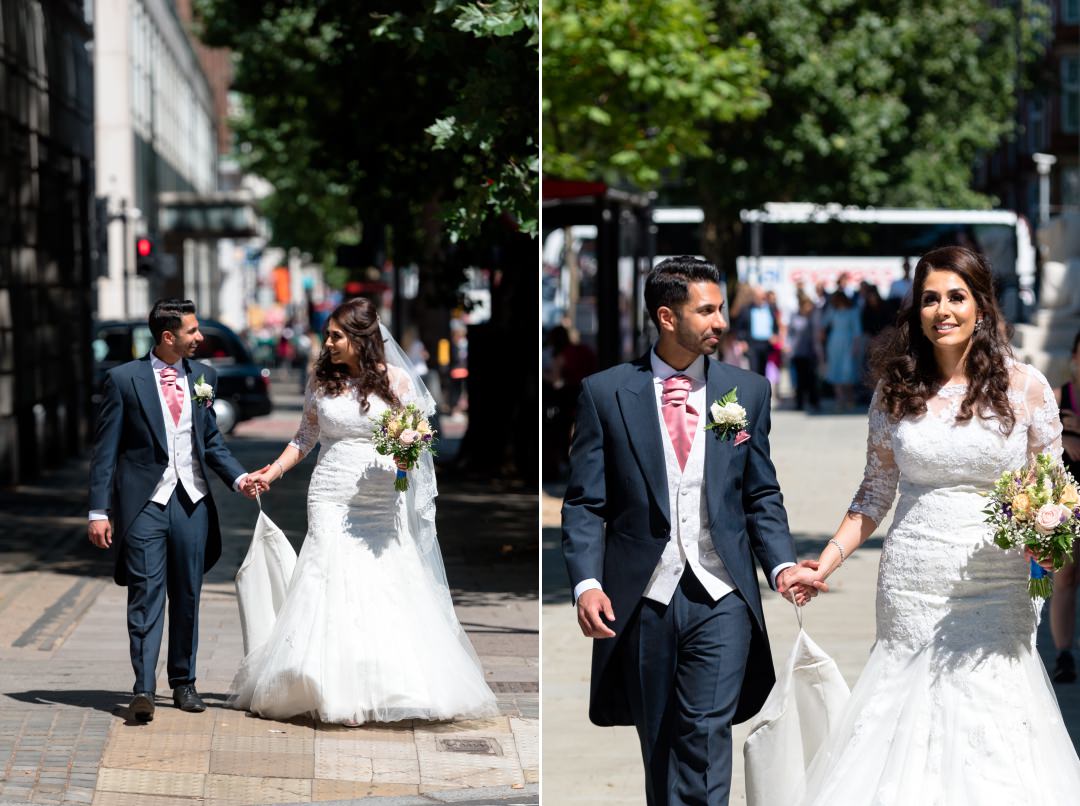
696,0,1049,216
544,0,1050,268
542,0,770,188
192,0,538,264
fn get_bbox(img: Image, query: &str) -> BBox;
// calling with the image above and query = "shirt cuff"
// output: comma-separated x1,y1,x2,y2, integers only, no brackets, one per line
770,562,796,591
232,472,249,492
573,578,602,603
88,510,109,521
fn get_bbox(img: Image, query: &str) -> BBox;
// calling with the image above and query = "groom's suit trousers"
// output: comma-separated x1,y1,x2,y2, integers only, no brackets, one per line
622,568,753,806
125,485,208,693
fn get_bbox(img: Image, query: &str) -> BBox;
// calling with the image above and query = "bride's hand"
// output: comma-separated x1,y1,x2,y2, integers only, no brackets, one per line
1023,547,1055,572
778,564,829,606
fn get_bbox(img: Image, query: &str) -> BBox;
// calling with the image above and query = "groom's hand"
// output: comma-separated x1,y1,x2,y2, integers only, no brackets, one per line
778,561,828,606
88,519,112,549
577,589,616,639
574,587,617,635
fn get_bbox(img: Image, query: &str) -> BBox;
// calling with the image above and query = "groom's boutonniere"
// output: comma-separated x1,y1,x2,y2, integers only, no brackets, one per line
192,374,215,408
706,387,750,444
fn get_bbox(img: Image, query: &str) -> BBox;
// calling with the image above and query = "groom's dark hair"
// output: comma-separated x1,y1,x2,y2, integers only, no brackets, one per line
644,256,721,327
149,299,196,343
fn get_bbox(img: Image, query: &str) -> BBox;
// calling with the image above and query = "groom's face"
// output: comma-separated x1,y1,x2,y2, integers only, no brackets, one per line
668,281,726,356
164,313,203,358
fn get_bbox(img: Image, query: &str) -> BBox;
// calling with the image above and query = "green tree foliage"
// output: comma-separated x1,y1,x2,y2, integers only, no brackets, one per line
544,0,1049,267
542,0,770,187
698,0,1049,216
193,0,538,263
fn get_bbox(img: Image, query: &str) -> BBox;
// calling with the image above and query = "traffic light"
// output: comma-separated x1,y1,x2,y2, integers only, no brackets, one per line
135,236,156,276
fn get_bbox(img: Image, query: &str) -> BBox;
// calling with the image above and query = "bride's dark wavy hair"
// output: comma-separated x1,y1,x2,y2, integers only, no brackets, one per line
870,245,1015,434
313,297,400,413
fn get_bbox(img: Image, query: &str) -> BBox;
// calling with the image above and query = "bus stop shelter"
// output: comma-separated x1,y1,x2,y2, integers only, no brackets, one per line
542,180,653,369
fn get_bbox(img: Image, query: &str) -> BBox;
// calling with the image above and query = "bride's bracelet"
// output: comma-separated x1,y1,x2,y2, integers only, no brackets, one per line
273,460,286,480
828,538,846,565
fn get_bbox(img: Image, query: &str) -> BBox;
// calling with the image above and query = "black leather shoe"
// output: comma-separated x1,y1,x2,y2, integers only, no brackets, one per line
1054,651,1077,683
129,692,155,723
172,684,206,712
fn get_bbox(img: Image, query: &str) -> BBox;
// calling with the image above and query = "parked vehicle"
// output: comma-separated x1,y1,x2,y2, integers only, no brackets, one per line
91,319,272,433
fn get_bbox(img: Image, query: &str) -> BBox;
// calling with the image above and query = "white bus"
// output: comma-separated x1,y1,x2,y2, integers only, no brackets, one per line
738,203,1036,320
652,203,1036,321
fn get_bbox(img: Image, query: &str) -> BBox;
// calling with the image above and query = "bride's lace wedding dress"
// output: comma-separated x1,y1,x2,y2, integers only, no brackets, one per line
799,361,1080,805
228,370,498,724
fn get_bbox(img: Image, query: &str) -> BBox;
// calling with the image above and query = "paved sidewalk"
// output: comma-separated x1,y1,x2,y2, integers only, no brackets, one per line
543,407,1080,805
0,384,537,805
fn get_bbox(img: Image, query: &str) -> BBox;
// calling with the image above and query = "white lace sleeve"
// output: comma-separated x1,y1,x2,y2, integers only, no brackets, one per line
1019,363,1063,462
388,366,414,406
288,377,320,460
848,385,900,524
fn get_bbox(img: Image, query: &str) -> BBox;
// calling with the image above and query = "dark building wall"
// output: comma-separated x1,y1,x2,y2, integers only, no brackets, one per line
0,0,95,485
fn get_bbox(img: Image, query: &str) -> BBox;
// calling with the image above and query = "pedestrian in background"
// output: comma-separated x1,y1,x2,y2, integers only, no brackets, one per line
764,289,785,400
823,290,862,411
722,284,754,369
1051,329,1080,683
735,286,778,376
888,257,914,305
788,292,822,412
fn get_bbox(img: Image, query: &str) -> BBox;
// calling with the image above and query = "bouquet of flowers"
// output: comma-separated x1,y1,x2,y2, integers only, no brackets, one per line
983,452,1080,598
371,403,437,492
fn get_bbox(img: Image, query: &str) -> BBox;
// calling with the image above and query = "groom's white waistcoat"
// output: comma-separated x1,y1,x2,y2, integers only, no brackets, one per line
149,356,209,506
642,359,736,605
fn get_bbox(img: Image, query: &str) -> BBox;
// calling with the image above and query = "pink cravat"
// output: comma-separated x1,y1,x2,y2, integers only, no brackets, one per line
662,374,697,470
160,366,184,425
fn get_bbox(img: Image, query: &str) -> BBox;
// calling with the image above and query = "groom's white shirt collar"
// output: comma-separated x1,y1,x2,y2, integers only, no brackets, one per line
650,349,705,384
150,352,185,376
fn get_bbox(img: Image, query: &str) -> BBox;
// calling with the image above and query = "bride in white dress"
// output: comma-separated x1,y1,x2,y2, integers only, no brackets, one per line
228,298,498,725
785,246,1080,804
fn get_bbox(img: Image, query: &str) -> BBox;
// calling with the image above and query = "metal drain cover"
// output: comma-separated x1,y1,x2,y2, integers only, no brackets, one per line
436,737,502,756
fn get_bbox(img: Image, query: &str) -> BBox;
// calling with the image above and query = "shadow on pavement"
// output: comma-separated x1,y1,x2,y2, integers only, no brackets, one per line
6,688,131,719
0,432,538,603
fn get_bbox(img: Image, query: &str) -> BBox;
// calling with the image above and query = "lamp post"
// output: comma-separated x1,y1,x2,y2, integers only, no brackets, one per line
107,198,143,319
1033,152,1058,227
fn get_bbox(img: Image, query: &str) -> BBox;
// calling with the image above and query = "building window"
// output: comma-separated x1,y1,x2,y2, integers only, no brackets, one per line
1064,167,1080,210
1063,56,1079,134
1064,0,1080,25
1027,95,1046,153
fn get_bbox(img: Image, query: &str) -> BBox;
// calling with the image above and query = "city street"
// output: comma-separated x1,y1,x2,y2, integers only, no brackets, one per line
542,406,1080,805
0,377,538,806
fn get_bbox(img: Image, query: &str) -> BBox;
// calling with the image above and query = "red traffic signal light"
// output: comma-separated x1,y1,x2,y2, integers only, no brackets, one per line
135,236,157,276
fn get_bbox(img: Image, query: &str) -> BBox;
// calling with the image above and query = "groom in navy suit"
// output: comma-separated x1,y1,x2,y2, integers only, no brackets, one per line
562,257,820,805
88,299,258,722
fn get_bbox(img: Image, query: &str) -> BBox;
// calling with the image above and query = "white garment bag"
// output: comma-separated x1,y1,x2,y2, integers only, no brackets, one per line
234,494,297,656
743,605,850,806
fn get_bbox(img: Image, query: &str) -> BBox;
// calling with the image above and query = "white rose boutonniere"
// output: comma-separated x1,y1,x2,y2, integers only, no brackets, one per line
192,374,215,408
706,386,750,443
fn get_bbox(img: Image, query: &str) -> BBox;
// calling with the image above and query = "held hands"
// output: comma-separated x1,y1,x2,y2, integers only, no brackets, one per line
241,464,275,498
777,560,829,607
577,589,616,639
88,519,112,549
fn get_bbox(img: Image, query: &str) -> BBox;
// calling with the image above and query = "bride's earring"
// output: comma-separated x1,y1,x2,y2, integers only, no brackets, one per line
974,319,984,332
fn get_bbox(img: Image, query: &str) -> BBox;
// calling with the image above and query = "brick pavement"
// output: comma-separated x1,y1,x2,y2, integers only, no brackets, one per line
0,382,537,806
543,407,1080,805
